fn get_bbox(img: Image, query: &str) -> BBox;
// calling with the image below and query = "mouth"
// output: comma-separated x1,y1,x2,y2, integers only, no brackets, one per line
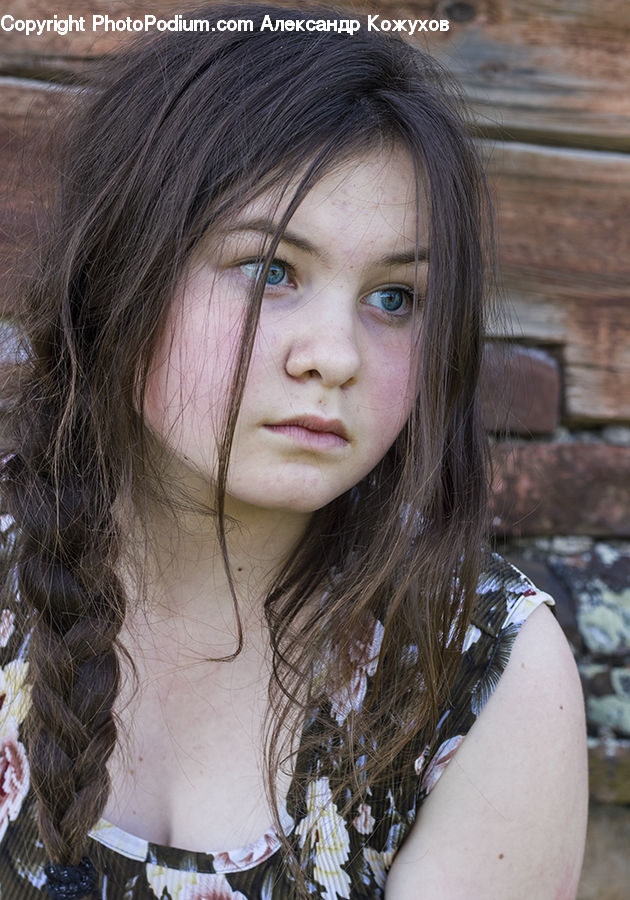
264,415,349,449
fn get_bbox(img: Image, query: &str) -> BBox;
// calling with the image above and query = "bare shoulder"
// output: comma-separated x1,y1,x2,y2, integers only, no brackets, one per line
386,604,589,900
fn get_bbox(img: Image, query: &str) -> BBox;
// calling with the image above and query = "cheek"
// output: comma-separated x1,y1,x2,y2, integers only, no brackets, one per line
365,343,417,433
357,349,418,471
142,302,243,451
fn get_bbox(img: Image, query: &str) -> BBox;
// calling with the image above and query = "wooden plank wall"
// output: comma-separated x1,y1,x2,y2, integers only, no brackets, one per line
0,0,628,535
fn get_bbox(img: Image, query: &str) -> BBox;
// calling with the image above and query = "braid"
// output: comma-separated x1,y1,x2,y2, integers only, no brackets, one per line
3,446,125,877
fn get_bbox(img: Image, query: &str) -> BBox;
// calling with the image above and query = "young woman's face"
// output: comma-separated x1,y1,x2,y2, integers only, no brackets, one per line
144,147,427,516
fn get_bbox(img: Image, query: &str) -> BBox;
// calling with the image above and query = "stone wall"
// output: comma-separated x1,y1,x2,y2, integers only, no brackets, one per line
500,528,630,804
0,0,629,803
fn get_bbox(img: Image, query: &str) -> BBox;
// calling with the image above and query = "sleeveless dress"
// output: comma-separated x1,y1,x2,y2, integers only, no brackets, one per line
0,513,555,899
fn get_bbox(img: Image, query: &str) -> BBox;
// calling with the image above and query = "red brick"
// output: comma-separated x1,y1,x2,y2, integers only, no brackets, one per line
480,342,560,435
490,442,630,537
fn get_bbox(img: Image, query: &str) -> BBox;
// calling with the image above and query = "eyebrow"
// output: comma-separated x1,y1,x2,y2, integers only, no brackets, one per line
224,218,430,266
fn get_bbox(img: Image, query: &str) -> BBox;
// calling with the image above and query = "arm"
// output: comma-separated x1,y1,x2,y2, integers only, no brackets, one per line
385,604,588,899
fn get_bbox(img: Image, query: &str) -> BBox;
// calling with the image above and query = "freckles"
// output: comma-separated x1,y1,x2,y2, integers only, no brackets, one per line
369,351,413,400
251,322,285,378
184,306,241,391
364,359,415,445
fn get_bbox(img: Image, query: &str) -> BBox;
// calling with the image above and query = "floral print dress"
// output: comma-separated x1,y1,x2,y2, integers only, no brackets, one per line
0,514,555,899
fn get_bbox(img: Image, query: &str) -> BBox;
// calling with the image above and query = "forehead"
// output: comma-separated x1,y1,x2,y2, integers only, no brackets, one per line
237,146,428,256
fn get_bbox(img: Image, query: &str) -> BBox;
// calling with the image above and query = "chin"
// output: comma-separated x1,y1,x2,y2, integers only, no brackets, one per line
226,483,346,517
251,495,335,515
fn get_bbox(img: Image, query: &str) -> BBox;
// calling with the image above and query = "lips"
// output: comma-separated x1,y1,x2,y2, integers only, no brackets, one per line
268,415,348,440
263,415,349,450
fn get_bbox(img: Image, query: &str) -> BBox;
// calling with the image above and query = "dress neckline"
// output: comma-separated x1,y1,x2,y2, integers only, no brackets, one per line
88,803,295,873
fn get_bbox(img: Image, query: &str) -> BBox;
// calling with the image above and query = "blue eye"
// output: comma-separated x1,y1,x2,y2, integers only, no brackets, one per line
364,287,413,316
240,260,290,286
265,261,288,285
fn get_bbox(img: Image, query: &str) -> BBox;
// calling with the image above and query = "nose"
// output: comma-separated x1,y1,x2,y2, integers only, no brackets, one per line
284,294,361,388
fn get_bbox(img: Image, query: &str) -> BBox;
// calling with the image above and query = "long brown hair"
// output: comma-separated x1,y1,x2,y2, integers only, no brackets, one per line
0,3,494,893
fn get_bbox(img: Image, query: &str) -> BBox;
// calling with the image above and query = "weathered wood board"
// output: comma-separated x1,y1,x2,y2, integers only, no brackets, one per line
0,77,75,306
482,141,630,423
503,280,630,425
0,0,628,149
432,2,630,151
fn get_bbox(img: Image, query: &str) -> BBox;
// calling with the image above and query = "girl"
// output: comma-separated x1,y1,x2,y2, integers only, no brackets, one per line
0,4,588,898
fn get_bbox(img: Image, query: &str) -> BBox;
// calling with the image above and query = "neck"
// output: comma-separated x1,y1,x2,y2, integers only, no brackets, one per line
117,480,312,662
